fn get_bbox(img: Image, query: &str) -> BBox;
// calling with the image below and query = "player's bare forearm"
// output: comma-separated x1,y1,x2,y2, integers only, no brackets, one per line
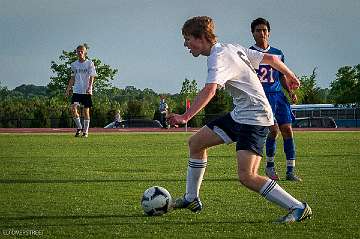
280,74,298,103
262,54,294,79
87,76,95,94
90,76,95,86
65,77,75,96
183,83,217,121
280,75,289,92
261,54,300,90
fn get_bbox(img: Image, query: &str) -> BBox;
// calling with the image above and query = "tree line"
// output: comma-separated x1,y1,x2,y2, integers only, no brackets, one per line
0,80,202,128
0,45,359,128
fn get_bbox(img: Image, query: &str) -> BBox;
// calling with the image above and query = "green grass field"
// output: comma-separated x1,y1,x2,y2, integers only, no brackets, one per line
0,131,359,238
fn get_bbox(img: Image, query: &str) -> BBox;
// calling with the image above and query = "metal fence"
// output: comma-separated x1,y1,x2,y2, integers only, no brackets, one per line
1,108,359,128
293,108,360,127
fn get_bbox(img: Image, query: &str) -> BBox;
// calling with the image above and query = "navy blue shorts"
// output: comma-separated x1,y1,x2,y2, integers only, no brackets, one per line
71,93,93,108
206,113,269,157
266,91,295,125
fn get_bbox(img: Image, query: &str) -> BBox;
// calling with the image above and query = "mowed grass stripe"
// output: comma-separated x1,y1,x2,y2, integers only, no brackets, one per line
0,132,359,238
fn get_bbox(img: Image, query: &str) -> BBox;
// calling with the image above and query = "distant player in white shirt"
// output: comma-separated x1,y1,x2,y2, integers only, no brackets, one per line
65,45,97,137
104,110,123,128
168,16,312,223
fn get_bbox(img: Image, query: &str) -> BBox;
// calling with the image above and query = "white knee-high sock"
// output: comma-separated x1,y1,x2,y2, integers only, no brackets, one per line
74,117,82,129
185,158,207,201
83,119,90,133
260,179,304,210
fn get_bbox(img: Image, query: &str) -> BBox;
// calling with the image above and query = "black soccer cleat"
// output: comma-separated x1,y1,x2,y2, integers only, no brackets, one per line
75,129,82,137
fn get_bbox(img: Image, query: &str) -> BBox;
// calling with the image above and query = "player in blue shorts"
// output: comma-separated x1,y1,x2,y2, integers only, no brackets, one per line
167,16,311,223
250,18,301,181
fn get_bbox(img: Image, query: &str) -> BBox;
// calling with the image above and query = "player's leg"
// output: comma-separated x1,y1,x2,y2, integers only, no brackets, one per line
160,113,167,128
174,125,224,212
277,93,301,181
236,145,311,222
82,107,90,137
279,124,301,181
207,120,309,221
71,94,83,137
237,150,304,207
72,104,83,137
82,95,93,137
265,124,280,180
236,124,270,191
264,93,280,180
237,150,269,191
187,125,224,197
174,113,238,212
184,113,237,202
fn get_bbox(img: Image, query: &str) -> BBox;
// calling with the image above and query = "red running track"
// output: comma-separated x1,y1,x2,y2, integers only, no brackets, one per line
0,127,359,133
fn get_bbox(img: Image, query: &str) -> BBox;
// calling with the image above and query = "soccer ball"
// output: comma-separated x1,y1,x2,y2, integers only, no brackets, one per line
141,186,172,216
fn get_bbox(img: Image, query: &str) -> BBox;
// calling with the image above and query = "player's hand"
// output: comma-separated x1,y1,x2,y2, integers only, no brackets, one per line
289,92,298,104
286,74,301,90
167,113,187,126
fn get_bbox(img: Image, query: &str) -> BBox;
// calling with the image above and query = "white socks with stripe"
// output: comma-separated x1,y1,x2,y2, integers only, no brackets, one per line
74,117,82,129
83,119,90,133
260,179,304,210
185,158,207,202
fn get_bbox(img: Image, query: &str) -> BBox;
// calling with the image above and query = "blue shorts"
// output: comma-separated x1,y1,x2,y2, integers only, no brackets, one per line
206,113,269,157
71,93,93,108
266,91,295,125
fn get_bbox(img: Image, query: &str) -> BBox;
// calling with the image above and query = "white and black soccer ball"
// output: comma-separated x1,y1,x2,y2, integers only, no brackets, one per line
141,186,172,216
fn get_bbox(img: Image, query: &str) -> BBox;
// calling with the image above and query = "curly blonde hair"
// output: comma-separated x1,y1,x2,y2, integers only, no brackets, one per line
182,16,217,44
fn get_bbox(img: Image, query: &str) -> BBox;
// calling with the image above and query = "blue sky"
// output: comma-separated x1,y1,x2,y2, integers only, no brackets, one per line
0,0,359,93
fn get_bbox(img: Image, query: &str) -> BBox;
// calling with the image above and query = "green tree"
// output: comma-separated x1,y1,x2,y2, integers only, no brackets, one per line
13,84,48,97
297,68,322,104
329,64,360,105
175,78,201,126
180,78,198,98
176,78,198,113
48,44,118,95
0,82,10,100
317,88,331,104
203,88,232,124
125,100,145,118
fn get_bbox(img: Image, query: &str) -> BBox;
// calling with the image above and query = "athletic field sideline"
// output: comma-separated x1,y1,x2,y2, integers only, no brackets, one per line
0,132,359,238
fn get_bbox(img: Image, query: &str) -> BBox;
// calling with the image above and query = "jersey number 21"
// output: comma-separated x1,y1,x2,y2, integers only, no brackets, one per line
258,66,275,83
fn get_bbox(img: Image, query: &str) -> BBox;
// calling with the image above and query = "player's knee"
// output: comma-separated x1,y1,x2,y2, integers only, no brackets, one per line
70,106,77,115
237,172,253,186
268,129,278,139
188,136,207,156
188,135,200,149
280,125,293,138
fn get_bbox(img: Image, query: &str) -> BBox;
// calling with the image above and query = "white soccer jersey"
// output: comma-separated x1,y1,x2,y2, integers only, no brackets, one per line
206,43,274,126
71,59,97,94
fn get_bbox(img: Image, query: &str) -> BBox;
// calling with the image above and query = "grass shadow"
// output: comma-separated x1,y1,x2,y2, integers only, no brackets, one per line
0,213,266,228
0,178,239,184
